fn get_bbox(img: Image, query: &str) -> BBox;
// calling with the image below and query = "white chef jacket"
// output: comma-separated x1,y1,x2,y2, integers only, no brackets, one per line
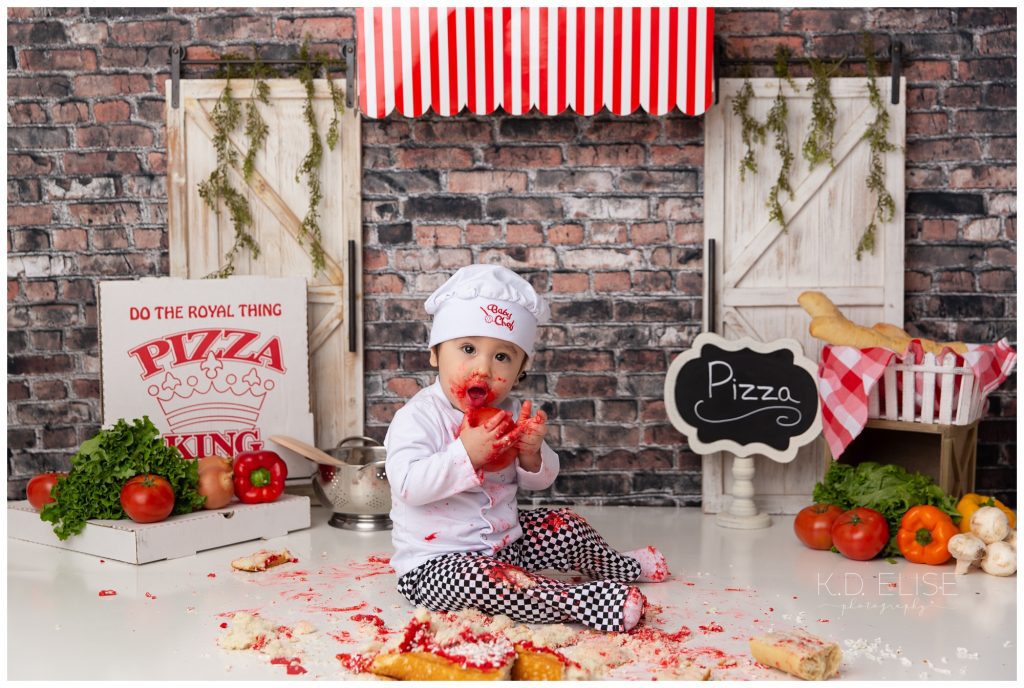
384,379,559,578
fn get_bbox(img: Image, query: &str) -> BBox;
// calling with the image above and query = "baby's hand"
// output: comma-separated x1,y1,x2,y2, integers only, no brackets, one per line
459,408,515,470
514,400,547,472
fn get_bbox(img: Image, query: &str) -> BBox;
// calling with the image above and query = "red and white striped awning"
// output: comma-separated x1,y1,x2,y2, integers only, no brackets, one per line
356,7,715,119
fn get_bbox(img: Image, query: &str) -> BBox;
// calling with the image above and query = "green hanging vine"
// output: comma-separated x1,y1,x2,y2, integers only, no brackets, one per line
857,35,897,260
732,63,766,180
197,54,265,278
802,56,842,170
294,37,346,274
198,37,346,277
765,46,796,229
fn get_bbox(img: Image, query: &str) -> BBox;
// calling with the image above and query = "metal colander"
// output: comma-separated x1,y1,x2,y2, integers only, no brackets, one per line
312,436,392,531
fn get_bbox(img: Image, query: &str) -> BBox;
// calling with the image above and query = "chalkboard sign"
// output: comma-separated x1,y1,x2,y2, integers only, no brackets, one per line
664,333,822,463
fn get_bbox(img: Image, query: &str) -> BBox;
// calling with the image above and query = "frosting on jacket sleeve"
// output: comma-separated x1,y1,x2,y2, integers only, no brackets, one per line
516,439,559,490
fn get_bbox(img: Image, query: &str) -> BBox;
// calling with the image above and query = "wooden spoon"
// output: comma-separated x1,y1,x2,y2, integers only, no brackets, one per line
269,435,347,468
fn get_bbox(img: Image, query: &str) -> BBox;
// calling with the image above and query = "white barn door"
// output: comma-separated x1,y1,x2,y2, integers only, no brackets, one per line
702,77,905,513
166,78,363,478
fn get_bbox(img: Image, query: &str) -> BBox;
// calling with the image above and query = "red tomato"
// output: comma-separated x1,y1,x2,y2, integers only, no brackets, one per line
120,474,175,523
26,472,66,510
793,504,845,550
831,507,890,561
464,406,518,471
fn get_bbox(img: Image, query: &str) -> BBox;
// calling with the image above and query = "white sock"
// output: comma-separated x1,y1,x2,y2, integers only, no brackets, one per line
624,546,669,582
622,586,646,631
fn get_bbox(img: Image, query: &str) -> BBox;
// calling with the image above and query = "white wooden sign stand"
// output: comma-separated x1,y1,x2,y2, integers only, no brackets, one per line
714,456,772,529
665,334,822,530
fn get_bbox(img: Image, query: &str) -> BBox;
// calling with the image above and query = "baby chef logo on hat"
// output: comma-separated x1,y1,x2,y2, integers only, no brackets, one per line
425,264,550,358
480,303,515,332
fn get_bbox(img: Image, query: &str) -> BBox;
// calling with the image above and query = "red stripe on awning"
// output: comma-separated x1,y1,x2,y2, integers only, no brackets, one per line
357,6,715,118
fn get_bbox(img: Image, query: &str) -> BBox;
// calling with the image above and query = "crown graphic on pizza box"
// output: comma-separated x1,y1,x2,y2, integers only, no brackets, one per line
99,277,316,480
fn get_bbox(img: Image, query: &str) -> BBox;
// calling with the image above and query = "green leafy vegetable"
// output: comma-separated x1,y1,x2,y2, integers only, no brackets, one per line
40,417,204,540
813,461,959,558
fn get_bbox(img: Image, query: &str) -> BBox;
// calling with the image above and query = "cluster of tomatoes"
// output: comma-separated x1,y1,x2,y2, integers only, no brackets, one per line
793,504,889,561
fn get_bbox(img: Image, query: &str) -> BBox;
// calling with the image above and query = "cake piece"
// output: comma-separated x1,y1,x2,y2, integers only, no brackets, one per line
231,548,293,572
368,616,516,681
749,629,841,680
511,642,585,680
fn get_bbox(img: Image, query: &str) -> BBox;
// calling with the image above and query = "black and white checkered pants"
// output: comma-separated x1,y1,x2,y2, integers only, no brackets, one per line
396,507,642,632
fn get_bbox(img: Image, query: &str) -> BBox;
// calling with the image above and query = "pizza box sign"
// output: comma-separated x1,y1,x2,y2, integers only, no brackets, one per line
664,333,822,463
100,276,316,480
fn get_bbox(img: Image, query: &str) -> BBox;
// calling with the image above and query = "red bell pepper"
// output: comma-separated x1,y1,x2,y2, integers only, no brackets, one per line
233,450,287,504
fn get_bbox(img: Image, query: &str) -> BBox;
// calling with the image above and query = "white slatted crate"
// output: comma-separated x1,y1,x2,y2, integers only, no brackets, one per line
869,353,982,426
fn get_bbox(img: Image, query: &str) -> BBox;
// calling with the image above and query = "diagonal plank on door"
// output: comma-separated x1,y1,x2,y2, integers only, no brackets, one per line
185,98,346,288
722,101,876,290
308,286,346,352
721,306,763,341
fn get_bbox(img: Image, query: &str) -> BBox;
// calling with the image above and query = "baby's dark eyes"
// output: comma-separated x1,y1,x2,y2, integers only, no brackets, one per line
460,344,512,363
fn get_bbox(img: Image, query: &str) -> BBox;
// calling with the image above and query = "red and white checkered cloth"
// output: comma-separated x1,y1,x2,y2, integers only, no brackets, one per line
817,338,1016,459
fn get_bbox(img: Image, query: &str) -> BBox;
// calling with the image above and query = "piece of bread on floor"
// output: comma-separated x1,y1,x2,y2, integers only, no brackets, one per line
230,549,293,572
749,629,841,680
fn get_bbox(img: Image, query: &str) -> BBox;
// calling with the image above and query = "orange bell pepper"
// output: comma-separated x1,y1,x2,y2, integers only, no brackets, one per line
897,505,959,565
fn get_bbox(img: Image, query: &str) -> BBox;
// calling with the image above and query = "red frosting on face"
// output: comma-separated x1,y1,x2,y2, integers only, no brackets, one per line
450,373,496,410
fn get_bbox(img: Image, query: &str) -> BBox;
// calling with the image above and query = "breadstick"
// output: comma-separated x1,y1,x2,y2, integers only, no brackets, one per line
872,323,911,346
749,630,841,680
872,323,969,356
797,291,842,319
809,316,901,351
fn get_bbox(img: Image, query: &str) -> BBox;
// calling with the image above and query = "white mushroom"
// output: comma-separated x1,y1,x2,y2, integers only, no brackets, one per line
980,541,1017,577
970,506,1010,544
947,533,987,575
1004,529,1016,552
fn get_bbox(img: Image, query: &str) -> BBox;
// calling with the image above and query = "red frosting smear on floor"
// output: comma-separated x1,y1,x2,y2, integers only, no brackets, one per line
145,592,157,599
350,614,388,638
424,532,438,541
318,602,367,613
98,589,117,597
271,657,307,675
337,653,373,673
628,624,693,644
207,573,216,578
217,608,262,618
699,622,725,633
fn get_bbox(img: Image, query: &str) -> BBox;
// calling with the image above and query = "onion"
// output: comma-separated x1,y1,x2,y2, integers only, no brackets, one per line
196,456,234,509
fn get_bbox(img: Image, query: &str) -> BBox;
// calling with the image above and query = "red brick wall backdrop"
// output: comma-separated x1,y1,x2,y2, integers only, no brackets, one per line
7,8,1017,507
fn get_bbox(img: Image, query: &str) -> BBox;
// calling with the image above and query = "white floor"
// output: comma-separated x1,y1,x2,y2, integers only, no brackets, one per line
7,504,1018,680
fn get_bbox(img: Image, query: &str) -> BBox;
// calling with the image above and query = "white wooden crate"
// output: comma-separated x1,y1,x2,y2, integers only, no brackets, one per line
869,353,982,426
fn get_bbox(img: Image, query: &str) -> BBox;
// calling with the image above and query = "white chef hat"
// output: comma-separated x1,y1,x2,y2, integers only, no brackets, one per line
425,264,550,359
